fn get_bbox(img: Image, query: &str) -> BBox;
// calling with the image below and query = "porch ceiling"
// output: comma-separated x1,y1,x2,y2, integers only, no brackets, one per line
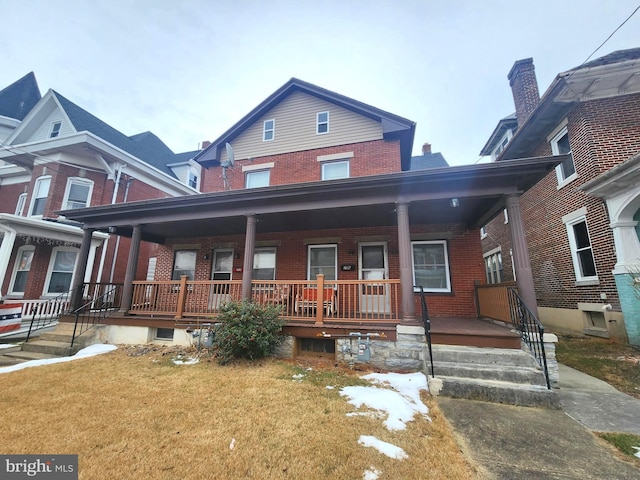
58,156,563,243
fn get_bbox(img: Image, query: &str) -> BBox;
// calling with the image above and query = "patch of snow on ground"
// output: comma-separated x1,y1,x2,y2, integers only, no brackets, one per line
0,344,117,374
633,446,640,459
358,435,407,460
172,356,199,365
340,372,430,430
292,373,305,381
0,343,19,350
363,466,381,479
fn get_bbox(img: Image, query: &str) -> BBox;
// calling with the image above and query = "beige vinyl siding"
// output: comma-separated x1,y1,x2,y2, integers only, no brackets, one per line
31,109,75,143
221,91,383,162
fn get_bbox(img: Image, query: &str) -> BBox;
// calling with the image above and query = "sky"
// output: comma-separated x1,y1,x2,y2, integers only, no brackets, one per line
1,0,638,166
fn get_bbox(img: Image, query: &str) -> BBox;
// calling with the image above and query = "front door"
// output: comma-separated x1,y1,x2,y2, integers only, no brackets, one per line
210,249,233,309
359,242,389,314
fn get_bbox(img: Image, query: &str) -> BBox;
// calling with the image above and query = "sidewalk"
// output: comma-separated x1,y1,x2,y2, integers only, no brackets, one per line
436,363,640,479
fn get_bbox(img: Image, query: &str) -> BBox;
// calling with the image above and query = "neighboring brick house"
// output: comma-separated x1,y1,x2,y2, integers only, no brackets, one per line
479,49,640,345
0,73,202,310
62,78,558,366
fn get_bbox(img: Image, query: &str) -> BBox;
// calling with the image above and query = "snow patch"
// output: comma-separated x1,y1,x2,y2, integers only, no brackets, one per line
0,343,19,350
358,435,407,460
0,344,117,374
633,446,640,459
363,466,381,479
172,356,199,365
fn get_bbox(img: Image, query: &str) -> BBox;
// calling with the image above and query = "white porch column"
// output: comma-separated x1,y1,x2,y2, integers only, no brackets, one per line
611,220,640,274
0,225,17,297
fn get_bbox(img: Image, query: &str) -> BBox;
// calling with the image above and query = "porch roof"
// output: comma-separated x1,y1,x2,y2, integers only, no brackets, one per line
57,156,563,243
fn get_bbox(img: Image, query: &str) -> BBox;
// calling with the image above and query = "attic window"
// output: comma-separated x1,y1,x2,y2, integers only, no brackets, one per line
317,111,329,134
263,119,275,142
49,121,62,138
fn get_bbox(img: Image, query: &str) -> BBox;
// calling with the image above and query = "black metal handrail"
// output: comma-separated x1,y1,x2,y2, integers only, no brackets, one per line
25,291,73,341
415,286,434,378
507,288,551,389
71,284,123,348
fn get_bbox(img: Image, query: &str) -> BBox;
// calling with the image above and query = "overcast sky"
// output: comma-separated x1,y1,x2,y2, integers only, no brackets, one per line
1,1,638,166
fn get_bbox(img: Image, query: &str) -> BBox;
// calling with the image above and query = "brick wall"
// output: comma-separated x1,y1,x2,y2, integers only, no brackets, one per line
0,181,29,214
200,139,402,193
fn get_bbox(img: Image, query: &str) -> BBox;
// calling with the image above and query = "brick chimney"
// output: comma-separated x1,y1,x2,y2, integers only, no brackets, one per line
201,140,211,149
422,142,432,154
508,58,540,127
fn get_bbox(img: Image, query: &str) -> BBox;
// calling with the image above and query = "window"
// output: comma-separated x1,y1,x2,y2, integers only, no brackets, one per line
30,176,51,216
63,178,93,210
551,126,576,185
480,226,487,239
15,193,27,216
308,244,337,281
411,241,451,292
44,248,78,294
317,111,329,134
188,172,198,189
484,249,503,284
503,208,509,224
492,130,512,159
49,121,62,138
246,170,270,189
263,119,275,141
321,161,349,180
565,217,597,282
253,248,276,280
155,328,174,340
10,246,35,294
172,250,197,280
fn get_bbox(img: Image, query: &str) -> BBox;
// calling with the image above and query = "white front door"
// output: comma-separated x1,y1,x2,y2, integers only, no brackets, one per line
359,242,389,314
210,249,233,309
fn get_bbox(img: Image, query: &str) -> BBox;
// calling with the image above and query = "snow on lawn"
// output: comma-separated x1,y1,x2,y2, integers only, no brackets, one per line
358,435,408,460
172,356,199,365
633,446,640,459
0,344,117,374
340,372,430,431
362,466,381,479
0,343,19,350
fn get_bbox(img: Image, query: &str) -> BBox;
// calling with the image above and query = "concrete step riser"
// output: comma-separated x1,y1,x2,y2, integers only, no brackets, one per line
21,342,72,356
439,377,560,408
433,362,546,385
430,346,538,368
1,351,59,361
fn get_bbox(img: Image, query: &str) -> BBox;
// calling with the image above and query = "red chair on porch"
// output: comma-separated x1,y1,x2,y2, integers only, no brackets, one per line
294,287,335,315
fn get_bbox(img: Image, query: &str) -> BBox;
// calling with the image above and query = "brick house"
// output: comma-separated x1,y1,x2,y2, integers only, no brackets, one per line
60,78,560,370
0,73,202,319
479,48,640,345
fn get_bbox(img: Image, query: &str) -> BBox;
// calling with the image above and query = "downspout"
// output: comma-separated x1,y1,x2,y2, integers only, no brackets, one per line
109,176,134,283
96,165,125,284
0,224,17,298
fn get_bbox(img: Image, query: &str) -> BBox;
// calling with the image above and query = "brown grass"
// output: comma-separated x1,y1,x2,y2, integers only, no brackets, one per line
0,347,476,479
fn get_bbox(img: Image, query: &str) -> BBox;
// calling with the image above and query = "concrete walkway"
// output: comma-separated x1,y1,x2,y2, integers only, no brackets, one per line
437,363,640,479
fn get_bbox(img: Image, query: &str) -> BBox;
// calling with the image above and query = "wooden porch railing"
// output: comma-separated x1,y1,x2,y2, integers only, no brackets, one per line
130,276,401,324
476,282,517,323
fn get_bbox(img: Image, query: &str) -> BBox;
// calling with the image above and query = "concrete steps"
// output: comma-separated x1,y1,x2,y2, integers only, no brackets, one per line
427,344,559,408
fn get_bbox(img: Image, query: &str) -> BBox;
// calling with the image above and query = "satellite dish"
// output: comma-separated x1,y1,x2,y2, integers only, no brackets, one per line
224,142,235,167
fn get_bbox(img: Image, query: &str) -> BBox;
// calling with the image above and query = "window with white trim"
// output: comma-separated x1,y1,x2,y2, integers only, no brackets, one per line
551,126,576,185
263,119,275,141
172,250,197,280
307,244,337,281
246,170,270,188
10,246,35,294
321,160,349,180
317,111,329,134
49,121,62,138
503,208,509,224
15,193,27,216
188,172,198,189
253,247,276,280
411,241,451,292
480,226,487,239
30,176,51,216
483,249,503,284
44,247,78,294
565,216,597,282
63,178,93,210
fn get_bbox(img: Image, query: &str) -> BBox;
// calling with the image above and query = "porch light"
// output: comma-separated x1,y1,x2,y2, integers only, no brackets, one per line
450,198,460,208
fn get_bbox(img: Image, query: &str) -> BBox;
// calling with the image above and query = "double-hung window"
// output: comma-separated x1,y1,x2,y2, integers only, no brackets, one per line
411,240,451,292
172,250,197,280
263,119,275,141
551,126,576,186
15,193,27,216
317,111,329,134
63,178,93,209
30,176,51,216
307,244,337,281
253,248,276,280
564,213,598,283
10,246,35,294
44,247,78,294
49,121,62,138
483,248,503,284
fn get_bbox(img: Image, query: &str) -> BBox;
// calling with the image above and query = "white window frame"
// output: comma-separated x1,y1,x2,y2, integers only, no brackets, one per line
411,240,451,293
188,171,199,189
480,226,487,239
563,209,598,284
9,245,35,295
15,193,27,216
483,247,503,285
172,249,198,281
263,119,275,142
503,208,509,224
253,247,277,280
49,121,62,138
307,244,338,281
245,169,270,189
29,175,51,217
43,246,78,296
491,129,513,160
321,160,350,180
317,111,329,135
550,125,576,187
62,177,94,210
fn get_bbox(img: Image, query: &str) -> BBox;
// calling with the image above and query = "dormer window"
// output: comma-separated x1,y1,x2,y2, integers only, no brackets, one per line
188,172,198,189
49,121,62,138
263,119,275,142
317,111,329,134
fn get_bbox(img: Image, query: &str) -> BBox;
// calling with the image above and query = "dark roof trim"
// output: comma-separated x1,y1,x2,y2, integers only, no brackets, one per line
479,113,517,156
195,78,416,169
